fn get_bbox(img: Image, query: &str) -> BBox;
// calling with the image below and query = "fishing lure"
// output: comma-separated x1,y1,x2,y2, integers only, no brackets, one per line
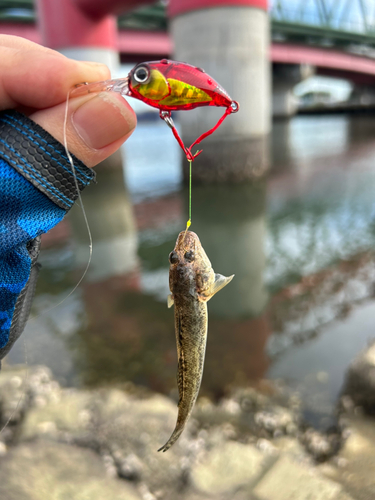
71,59,239,161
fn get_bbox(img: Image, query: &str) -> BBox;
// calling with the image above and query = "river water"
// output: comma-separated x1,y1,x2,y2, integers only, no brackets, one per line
7,113,375,429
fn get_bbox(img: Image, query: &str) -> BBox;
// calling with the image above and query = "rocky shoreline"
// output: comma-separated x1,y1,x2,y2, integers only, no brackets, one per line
0,359,374,500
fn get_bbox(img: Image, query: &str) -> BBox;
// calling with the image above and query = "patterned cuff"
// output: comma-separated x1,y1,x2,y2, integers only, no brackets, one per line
0,110,95,210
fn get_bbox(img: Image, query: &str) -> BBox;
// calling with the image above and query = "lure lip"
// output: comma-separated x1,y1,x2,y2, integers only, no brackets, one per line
70,76,130,98
111,76,130,96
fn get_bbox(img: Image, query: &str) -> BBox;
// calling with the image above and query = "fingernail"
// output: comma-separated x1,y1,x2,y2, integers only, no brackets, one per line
81,61,107,69
80,61,110,76
72,92,136,150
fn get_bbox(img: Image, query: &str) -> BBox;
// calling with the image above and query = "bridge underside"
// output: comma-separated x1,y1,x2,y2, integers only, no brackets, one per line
271,43,375,85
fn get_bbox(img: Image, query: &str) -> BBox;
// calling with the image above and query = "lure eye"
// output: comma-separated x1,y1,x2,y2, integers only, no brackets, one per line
184,251,195,262
133,65,150,84
169,251,179,264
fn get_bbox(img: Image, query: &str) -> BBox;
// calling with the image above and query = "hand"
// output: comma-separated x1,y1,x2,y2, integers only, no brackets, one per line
0,35,137,167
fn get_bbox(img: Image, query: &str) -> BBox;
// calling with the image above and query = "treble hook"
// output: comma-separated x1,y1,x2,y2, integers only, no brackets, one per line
159,110,196,161
159,101,239,162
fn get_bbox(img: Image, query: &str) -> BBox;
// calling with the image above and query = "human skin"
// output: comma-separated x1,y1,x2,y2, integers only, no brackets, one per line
0,35,137,167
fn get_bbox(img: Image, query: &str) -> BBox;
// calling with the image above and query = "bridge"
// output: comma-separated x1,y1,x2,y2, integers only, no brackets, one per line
1,0,375,180
1,0,375,84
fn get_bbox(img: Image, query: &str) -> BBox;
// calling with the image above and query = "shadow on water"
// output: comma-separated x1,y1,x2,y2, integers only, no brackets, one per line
6,114,375,426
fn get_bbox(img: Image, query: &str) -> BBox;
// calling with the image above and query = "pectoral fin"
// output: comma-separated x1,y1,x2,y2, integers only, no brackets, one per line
167,294,174,308
208,273,234,300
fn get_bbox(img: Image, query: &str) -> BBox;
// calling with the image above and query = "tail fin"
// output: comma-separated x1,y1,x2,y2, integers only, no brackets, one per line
158,423,185,453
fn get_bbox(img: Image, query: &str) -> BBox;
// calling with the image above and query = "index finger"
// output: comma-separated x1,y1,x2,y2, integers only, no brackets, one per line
0,36,110,111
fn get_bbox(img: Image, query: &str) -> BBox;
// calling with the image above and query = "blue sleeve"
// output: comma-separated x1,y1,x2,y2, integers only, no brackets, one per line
0,110,95,359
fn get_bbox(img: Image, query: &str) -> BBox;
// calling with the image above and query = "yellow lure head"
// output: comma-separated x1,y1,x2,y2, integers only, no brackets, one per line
130,67,170,102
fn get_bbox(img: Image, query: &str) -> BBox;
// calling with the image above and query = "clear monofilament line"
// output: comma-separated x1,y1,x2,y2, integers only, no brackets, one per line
32,91,93,319
60,90,93,301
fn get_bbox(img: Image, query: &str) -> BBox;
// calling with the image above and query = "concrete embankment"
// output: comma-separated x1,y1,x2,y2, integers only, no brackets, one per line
0,364,373,500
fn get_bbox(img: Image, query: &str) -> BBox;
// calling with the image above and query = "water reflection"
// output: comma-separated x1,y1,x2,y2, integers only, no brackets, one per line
69,153,138,282
271,117,350,175
122,119,182,202
180,136,269,183
72,178,271,396
6,114,375,424
184,181,271,396
190,182,268,318
265,115,375,425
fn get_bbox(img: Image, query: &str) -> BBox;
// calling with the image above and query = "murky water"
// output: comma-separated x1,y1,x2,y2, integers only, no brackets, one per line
6,114,375,429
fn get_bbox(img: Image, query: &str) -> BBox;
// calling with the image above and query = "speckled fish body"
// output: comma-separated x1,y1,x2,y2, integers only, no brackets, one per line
158,231,234,452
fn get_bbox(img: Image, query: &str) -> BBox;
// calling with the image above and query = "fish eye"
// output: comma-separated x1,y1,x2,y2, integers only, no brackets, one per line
169,251,179,264
133,66,150,84
184,251,195,262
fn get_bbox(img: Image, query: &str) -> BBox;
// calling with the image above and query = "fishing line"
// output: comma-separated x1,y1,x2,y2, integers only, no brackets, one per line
59,90,93,299
184,159,193,240
187,159,192,229
30,91,93,318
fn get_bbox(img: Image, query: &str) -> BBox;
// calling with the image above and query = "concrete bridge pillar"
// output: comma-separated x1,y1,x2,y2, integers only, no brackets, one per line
273,83,299,118
273,63,315,118
168,0,271,183
35,0,119,72
349,84,375,107
35,0,154,71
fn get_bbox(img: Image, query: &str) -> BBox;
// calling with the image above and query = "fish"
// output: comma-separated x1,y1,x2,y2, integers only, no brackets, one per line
158,230,234,452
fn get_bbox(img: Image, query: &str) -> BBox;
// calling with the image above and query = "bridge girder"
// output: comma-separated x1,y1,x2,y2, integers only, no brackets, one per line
1,0,375,49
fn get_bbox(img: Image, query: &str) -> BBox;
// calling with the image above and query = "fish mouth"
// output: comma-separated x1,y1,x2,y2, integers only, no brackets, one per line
175,230,200,252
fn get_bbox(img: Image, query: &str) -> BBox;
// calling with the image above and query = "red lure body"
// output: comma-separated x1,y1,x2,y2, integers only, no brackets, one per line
72,59,239,161
127,60,239,160
128,59,233,111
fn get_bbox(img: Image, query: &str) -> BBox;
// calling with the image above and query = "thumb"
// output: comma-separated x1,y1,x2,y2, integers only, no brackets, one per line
29,91,136,168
